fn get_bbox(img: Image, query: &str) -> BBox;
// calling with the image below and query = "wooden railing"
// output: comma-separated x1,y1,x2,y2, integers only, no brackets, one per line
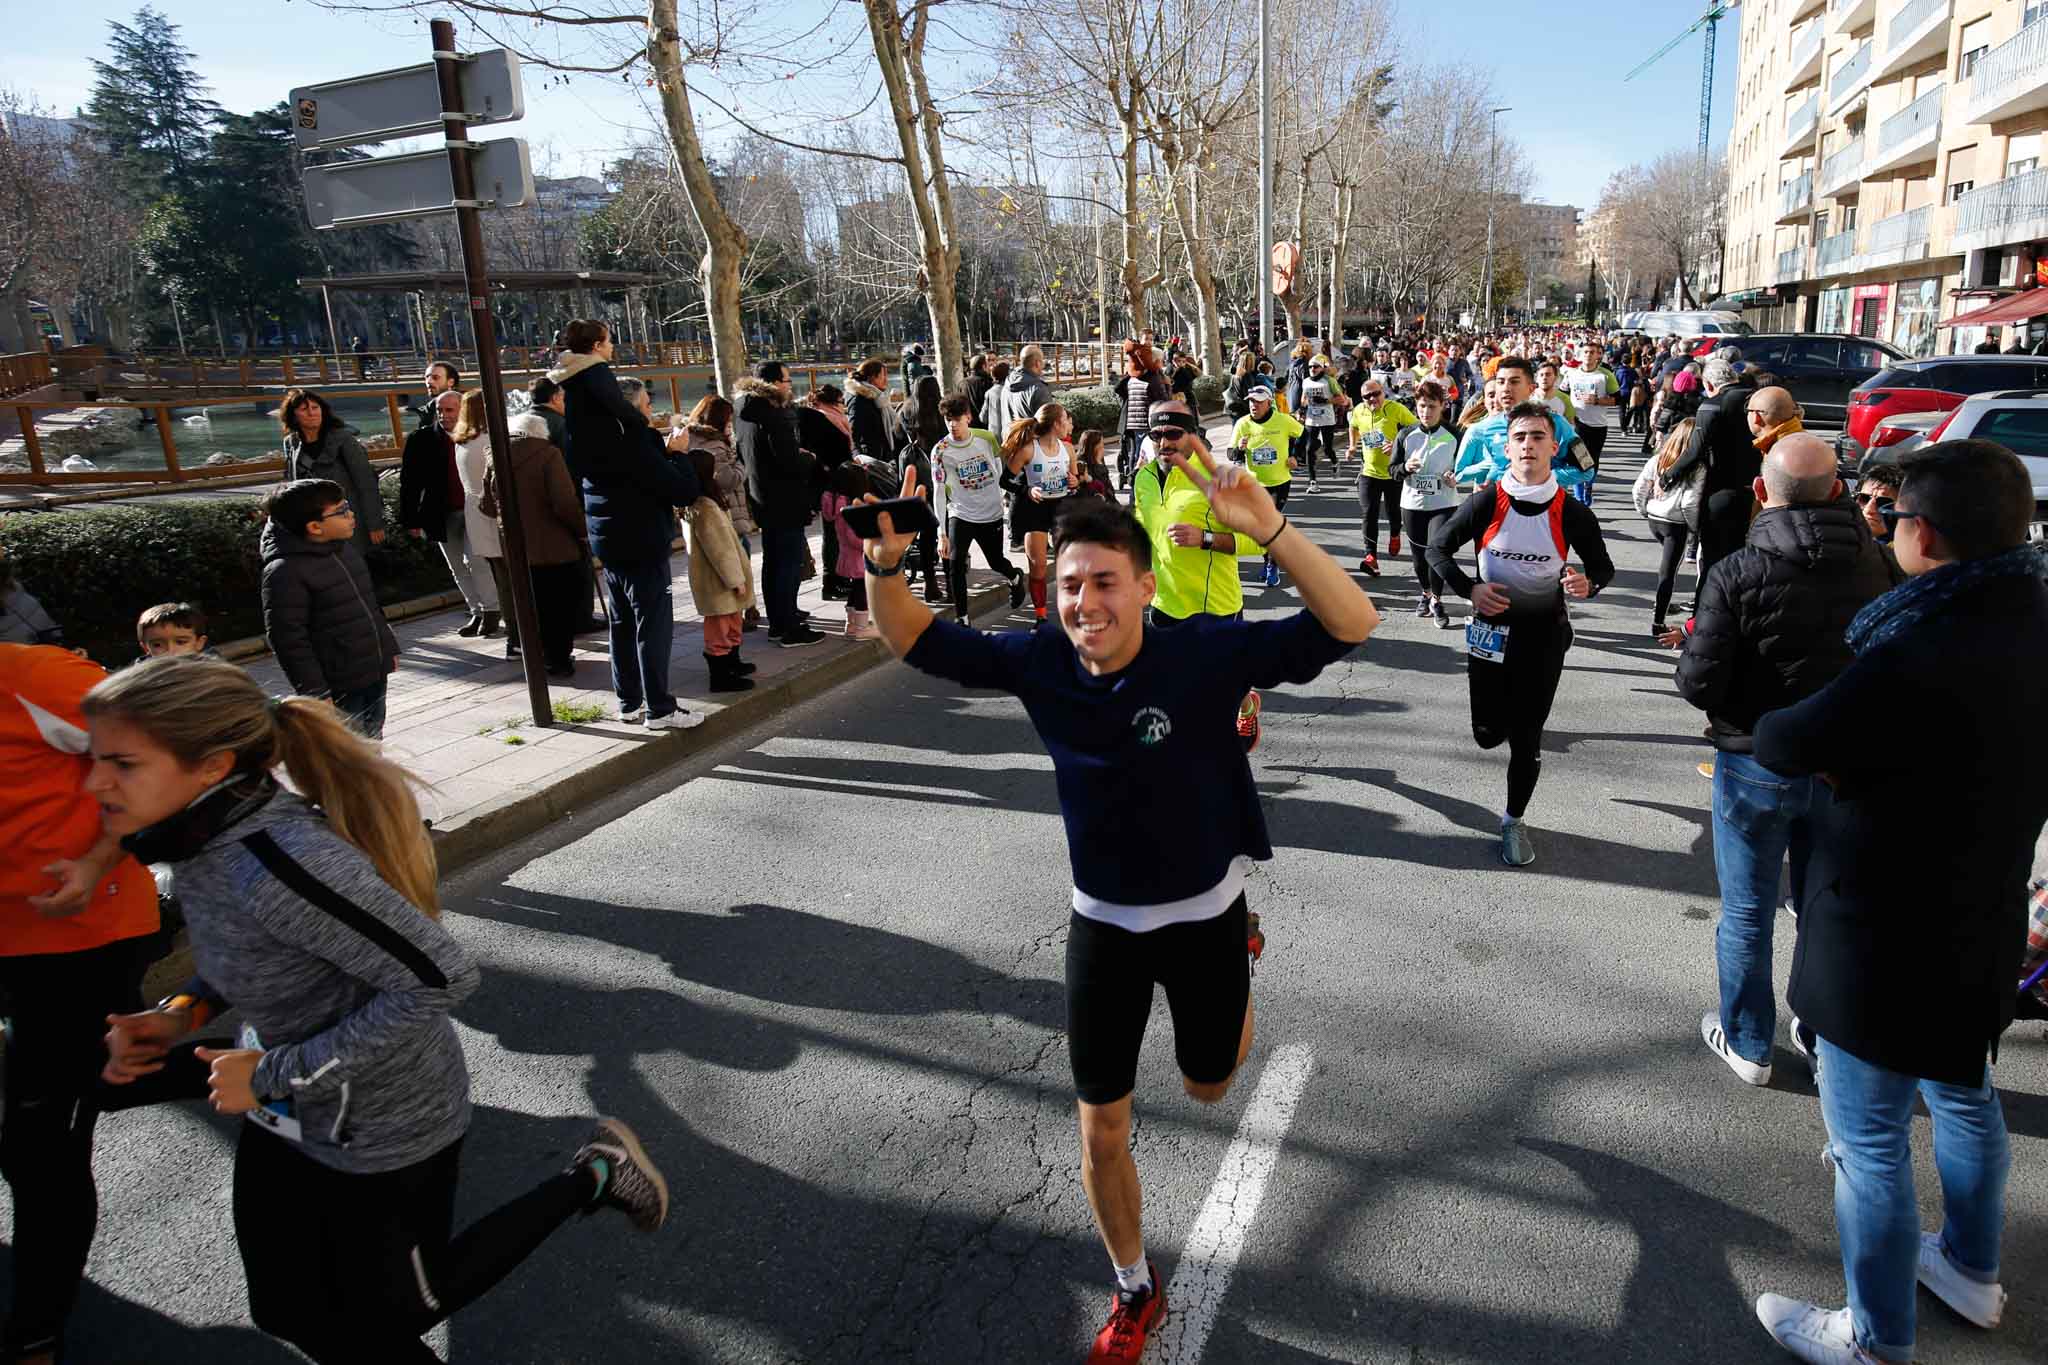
1,352,53,399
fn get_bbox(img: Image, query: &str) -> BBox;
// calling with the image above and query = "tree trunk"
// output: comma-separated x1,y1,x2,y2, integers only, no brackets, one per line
648,0,749,394
862,0,966,391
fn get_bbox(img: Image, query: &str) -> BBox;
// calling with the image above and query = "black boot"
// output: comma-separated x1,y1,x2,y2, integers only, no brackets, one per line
457,613,483,638
706,651,754,693
733,650,757,676
478,610,502,638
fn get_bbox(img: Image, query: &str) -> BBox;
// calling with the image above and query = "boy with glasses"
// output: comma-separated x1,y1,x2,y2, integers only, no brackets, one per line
259,479,400,739
1854,462,1903,543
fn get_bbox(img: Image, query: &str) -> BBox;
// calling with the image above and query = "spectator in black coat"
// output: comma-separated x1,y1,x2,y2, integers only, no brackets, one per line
411,359,461,430
965,352,996,417
1674,432,1898,1090
545,321,648,481
577,372,702,729
844,357,900,466
1749,440,2048,1365
1663,358,1762,580
258,479,399,739
399,390,498,635
735,362,823,647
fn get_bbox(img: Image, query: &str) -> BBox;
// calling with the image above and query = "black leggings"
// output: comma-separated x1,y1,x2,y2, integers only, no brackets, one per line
1118,430,1147,487
947,516,1017,620
1648,518,1690,623
0,937,148,1357
1299,425,1338,480
1697,491,1752,584
1358,474,1398,554
1405,507,1452,594
234,1123,596,1363
1467,612,1571,819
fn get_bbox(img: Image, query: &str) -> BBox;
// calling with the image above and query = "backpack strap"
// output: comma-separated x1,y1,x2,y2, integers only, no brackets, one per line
1476,485,1511,552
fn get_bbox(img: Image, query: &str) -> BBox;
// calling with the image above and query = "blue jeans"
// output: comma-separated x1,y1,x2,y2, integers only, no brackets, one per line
603,559,676,718
761,525,808,634
1816,1038,2008,1360
1710,750,1815,1065
330,682,388,740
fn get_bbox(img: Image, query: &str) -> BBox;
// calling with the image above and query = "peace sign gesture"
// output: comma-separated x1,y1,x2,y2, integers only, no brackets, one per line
1162,446,1284,543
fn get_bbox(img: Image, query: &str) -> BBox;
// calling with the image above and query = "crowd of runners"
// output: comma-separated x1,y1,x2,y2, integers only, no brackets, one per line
2,315,2045,1365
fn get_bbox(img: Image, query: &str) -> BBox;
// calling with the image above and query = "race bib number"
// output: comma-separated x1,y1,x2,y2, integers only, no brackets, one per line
1306,403,1335,424
1466,619,1509,663
1249,444,1279,466
1409,475,1440,497
957,456,995,489
237,1023,303,1143
1363,430,1387,450
1029,457,1067,497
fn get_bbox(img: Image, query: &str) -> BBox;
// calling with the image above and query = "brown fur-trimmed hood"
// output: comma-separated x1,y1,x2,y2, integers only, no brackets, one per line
735,376,789,407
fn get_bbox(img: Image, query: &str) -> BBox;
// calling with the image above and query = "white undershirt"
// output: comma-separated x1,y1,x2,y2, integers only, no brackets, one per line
1072,861,1245,933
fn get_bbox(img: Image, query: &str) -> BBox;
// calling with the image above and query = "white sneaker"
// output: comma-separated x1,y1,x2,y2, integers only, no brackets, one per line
618,704,646,724
1701,1011,1772,1085
1754,1295,1876,1364
1917,1231,2005,1328
1307,480,1322,493
645,710,705,731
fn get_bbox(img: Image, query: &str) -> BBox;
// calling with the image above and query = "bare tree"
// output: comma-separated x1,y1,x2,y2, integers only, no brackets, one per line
1600,149,1727,310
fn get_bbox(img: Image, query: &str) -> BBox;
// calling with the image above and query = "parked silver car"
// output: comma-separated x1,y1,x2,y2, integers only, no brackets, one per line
1859,390,2048,541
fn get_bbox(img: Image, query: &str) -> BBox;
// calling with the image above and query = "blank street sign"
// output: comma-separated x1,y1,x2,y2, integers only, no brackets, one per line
302,139,535,230
290,50,523,150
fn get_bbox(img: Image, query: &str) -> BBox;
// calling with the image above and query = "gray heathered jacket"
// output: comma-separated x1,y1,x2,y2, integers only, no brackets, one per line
174,788,479,1174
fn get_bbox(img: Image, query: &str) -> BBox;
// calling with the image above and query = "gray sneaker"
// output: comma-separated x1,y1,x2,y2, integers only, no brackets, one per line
574,1117,670,1232
1499,819,1535,867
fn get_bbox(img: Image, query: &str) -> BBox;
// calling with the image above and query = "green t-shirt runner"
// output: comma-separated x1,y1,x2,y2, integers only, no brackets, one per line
1231,403,1304,488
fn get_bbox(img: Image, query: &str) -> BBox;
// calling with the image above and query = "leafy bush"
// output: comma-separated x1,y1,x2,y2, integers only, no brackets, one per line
1058,384,1123,435
1192,375,1226,408
0,480,453,666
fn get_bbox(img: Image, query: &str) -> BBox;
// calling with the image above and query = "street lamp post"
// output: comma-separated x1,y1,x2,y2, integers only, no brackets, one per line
1257,0,1273,351
1482,106,1510,330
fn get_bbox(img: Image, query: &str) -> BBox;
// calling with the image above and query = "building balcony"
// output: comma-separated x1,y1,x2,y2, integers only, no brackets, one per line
1875,0,1950,83
1792,0,1826,20
1776,245,1809,285
1861,205,1933,268
1782,93,1822,157
1829,41,1875,117
1963,14,2048,127
1818,136,1868,199
1950,166,2048,255
1817,227,1862,275
1832,0,1876,36
1864,82,1942,176
1779,170,1816,224
1785,21,1826,91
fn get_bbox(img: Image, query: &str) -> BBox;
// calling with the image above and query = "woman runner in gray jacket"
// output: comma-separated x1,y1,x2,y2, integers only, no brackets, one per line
86,658,668,1363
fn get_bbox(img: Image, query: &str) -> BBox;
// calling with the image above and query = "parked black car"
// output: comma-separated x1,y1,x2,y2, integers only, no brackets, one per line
1693,333,1909,427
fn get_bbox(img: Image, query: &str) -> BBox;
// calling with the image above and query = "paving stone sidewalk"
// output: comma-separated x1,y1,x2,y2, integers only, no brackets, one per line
242,540,1017,869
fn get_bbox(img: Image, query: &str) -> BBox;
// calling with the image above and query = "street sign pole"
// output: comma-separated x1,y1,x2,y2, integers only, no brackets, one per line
433,18,550,728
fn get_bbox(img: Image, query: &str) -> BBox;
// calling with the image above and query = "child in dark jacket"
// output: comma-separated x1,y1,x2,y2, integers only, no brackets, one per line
258,479,399,739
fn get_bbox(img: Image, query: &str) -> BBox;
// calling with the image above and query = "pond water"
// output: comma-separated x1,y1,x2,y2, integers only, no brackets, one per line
79,396,419,473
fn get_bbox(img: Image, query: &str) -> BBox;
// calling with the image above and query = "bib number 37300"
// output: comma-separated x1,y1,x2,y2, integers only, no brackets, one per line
1466,619,1509,662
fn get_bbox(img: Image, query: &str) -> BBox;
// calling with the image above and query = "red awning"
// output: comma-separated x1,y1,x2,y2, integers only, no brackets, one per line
1938,288,2048,327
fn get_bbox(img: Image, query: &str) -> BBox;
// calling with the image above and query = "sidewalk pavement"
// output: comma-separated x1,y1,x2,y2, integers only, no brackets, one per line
243,539,1019,872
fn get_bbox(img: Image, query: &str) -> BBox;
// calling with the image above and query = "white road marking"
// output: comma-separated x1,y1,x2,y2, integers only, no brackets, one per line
708,763,991,801
1149,1043,1315,1363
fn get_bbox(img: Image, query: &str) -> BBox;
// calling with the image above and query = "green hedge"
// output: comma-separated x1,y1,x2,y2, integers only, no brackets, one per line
1059,376,1227,435
1,478,454,666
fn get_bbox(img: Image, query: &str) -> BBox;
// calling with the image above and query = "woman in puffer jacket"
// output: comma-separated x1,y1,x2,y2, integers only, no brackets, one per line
1633,415,1703,635
684,394,760,629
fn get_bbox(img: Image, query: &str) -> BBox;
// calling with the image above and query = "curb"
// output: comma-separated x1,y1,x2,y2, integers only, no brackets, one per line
430,577,1014,874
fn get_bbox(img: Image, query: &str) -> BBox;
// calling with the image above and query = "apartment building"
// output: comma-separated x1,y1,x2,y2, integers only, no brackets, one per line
1521,201,1584,286
1721,0,2048,356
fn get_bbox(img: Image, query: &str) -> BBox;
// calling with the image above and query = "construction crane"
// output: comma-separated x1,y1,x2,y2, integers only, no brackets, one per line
1625,3,1735,159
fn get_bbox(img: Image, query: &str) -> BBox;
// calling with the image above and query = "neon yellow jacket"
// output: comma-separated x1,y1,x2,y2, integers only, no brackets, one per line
1131,448,1256,620
1231,408,1304,487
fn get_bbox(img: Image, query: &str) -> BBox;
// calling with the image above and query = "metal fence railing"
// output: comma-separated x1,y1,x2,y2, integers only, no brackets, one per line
1877,83,1943,157
1865,205,1932,255
1886,0,1948,62
1955,166,2048,237
1781,171,1814,220
1831,42,1873,106
1970,12,2048,109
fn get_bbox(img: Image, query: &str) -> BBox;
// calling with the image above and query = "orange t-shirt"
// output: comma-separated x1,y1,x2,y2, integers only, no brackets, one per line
0,644,158,956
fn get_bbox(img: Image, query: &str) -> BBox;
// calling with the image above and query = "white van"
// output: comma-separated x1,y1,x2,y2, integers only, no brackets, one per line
1637,310,1753,339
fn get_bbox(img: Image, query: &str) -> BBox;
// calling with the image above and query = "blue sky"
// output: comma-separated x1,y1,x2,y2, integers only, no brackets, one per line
14,0,1739,212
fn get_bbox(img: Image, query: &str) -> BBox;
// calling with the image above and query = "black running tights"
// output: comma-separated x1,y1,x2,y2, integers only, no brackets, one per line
1405,507,1452,595
1358,474,1398,554
947,516,1017,620
1467,613,1571,819
1648,518,1690,623
234,1123,596,1363
1299,424,1338,481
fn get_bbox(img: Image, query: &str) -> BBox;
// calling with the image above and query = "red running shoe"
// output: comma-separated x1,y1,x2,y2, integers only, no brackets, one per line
1246,909,1265,969
1088,1267,1165,1363
1389,531,1402,555
1236,690,1262,753
1361,553,1380,577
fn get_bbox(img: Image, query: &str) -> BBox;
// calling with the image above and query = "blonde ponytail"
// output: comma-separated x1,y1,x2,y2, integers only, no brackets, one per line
83,658,440,918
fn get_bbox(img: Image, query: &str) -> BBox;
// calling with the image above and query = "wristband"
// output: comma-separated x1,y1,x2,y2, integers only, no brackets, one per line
864,555,906,578
1255,516,1290,549
158,993,213,1030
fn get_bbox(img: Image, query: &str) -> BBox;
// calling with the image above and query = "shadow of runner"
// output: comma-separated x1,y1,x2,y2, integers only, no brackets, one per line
0,1246,303,1365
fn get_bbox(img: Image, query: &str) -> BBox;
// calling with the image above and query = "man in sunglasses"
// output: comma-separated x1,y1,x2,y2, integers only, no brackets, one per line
1750,440,2048,1365
1671,432,1896,1090
1854,462,1904,544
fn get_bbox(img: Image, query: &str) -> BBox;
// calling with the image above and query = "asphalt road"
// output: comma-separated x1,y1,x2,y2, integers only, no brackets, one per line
47,458,2048,1364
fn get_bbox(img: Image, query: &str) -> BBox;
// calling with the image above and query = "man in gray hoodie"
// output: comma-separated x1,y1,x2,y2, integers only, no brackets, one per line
984,344,1052,434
